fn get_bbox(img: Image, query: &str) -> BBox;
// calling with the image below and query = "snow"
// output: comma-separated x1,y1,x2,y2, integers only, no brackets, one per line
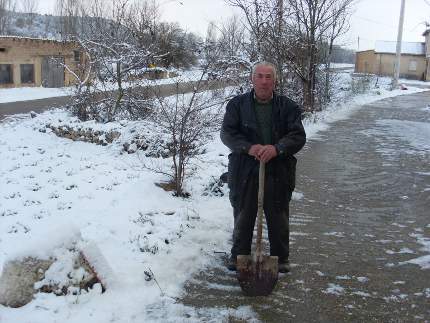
375,41,425,55
323,231,345,238
336,275,351,280
0,106,234,321
0,35,62,42
0,69,206,104
302,75,428,140
324,283,345,296
375,119,430,153
0,87,74,104
400,234,430,270
356,277,369,283
385,248,415,255
329,63,355,69
0,71,429,321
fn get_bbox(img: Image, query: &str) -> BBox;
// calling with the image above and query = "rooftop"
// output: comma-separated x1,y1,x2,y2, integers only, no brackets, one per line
375,41,425,55
0,35,73,44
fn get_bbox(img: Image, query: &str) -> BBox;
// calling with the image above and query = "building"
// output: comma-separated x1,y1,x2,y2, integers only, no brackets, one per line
0,36,86,88
355,38,429,81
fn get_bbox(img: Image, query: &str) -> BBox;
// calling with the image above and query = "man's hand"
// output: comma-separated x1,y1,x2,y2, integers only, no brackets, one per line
258,145,277,163
248,144,264,158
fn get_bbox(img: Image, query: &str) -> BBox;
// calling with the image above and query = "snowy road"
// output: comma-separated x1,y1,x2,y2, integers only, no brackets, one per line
0,80,231,121
171,91,430,322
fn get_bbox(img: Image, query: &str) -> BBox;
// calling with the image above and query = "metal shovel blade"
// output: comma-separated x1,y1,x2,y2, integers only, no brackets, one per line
237,254,278,296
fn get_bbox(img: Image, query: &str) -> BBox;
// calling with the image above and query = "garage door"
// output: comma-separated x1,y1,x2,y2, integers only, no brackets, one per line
42,56,65,88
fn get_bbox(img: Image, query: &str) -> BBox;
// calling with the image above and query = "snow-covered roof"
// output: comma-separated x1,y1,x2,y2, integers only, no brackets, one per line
0,35,71,43
375,41,425,55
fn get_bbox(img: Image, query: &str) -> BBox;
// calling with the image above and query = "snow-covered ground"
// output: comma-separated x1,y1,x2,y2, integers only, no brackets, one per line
302,75,429,139
329,63,355,69
0,74,429,322
0,69,207,104
0,87,74,104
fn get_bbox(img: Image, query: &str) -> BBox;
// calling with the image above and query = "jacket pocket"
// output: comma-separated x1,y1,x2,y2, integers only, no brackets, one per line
227,153,240,205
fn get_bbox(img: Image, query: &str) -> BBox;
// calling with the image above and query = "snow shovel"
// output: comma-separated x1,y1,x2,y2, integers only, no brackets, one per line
236,161,278,296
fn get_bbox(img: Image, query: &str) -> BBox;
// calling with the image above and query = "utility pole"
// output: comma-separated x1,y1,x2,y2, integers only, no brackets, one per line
392,0,406,90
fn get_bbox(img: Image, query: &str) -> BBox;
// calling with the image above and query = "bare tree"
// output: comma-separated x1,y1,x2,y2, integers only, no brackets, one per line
227,0,355,112
20,0,37,13
227,0,278,61
322,3,351,105
55,0,82,39
0,0,16,34
19,0,38,24
286,0,355,111
219,15,246,58
65,0,163,123
148,43,240,197
125,0,159,47
227,0,296,94
149,90,231,197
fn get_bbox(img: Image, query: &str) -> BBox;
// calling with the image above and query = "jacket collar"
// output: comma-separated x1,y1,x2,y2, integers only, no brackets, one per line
248,89,280,116
243,90,280,135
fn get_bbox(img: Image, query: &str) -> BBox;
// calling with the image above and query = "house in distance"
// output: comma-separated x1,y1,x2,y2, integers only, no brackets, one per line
355,30,430,81
0,36,87,88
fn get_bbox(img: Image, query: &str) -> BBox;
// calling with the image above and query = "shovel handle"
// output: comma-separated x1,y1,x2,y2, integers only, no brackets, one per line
256,161,265,259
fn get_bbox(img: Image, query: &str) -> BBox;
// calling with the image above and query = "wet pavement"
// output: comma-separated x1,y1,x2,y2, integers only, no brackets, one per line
176,91,430,322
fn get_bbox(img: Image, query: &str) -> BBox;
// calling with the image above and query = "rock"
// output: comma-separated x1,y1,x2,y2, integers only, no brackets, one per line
36,252,102,296
30,111,37,118
0,257,53,308
43,125,122,147
106,131,121,143
123,142,130,152
127,143,137,154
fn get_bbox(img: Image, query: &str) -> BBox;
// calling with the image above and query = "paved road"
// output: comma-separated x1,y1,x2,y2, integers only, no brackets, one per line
165,91,430,322
0,96,72,120
0,80,229,121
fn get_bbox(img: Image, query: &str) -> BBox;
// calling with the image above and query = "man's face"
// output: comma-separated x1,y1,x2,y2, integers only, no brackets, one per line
252,65,275,102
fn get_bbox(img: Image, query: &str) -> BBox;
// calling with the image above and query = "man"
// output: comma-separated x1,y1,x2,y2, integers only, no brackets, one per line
220,61,306,273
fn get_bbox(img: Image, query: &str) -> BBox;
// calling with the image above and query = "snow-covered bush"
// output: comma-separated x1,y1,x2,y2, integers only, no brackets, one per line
350,74,376,95
149,85,230,197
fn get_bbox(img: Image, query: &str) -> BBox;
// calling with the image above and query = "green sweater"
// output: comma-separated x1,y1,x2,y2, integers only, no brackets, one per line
254,99,273,145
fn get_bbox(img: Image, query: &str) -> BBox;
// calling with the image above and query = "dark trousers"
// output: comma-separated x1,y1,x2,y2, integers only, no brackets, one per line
231,173,291,260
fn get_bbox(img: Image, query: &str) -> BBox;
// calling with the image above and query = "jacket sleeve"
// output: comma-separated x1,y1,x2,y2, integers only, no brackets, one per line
220,97,253,154
275,100,306,156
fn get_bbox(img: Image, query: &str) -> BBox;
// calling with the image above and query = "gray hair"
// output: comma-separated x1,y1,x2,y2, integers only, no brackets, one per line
251,61,277,81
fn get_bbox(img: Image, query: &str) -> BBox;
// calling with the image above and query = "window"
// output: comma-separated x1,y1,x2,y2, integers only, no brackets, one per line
0,48,6,52
73,50,81,62
0,64,13,84
408,60,417,71
20,64,34,83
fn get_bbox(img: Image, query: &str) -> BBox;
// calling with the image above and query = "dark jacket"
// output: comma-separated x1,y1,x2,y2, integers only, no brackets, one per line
220,90,306,209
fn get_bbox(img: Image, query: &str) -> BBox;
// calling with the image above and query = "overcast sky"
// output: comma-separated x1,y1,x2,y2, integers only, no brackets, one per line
37,0,429,51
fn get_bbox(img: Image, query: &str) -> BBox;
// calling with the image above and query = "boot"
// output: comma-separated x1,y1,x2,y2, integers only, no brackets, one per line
278,259,290,273
227,255,237,271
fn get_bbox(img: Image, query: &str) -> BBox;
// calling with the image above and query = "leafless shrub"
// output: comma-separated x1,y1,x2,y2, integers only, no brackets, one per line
147,83,229,197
